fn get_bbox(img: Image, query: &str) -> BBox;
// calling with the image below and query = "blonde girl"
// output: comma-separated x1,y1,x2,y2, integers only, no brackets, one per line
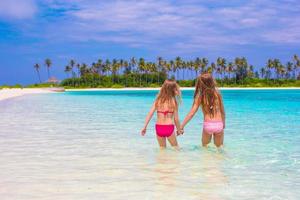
181,73,225,147
141,80,182,149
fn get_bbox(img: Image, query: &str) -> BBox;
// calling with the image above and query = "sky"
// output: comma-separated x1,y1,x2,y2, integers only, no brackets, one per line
0,0,300,85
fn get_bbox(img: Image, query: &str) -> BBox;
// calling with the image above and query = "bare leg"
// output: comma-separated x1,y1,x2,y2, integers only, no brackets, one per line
213,131,224,148
167,133,179,150
156,135,166,149
202,130,212,147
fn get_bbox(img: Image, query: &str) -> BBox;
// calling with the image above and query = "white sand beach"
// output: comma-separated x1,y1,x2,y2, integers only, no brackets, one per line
0,88,53,101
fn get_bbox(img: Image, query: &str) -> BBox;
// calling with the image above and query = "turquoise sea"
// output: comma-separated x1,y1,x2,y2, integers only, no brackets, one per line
0,89,299,200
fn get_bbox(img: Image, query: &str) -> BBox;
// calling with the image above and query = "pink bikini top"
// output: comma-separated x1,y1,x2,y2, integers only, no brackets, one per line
157,110,174,116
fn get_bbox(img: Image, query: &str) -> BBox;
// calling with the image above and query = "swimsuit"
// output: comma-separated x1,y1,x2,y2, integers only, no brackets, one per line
203,120,224,134
155,110,174,137
155,124,175,137
157,110,174,116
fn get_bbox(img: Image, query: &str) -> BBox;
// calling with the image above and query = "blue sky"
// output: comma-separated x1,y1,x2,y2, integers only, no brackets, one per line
0,0,299,85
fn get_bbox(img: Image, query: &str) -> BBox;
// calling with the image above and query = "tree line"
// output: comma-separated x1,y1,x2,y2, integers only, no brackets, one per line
34,55,300,87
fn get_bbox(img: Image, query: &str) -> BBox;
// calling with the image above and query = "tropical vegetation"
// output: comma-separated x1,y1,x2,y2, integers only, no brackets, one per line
55,55,300,88
5,55,300,88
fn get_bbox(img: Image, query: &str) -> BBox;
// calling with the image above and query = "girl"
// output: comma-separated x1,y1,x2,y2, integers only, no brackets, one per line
141,80,182,149
180,73,225,147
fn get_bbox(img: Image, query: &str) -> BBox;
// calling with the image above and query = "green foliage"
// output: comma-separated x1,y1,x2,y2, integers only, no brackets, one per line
60,72,167,88
26,83,59,88
33,55,300,88
59,74,300,88
0,84,10,89
149,83,160,88
111,84,124,88
13,84,23,88
0,84,23,89
177,80,195,87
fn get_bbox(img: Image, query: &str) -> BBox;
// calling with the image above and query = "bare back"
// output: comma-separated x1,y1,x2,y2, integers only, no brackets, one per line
156,100,176,124
196,92,225,122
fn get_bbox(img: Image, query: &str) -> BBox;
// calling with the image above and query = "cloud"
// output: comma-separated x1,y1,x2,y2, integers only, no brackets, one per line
0,0,37,20
2,0,300,55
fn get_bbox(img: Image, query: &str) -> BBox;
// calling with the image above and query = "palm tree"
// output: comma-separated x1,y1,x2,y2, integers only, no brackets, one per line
235,57,248,84
70,59,76,78
227,62,234,80
201,58,208,74
182,61,186,80
241,57,248,84
76,63,81,77
64,65,72,78
34,63,42,83
293,54,300,79
297,60,300,80
208,62,216,76
260,67,266,79
119,59,125,75
248,65,254,78
81,63,88,74
130,57,137,85
124,60,130,74
194,57,201,77
130,57,137,72
97,59,103,75
157,57,163,83
273,59,281,79
278,64,286,79
266,59,273,81
123,61,130,86
80,63,88,86
93,62,101,75
175,57,182,80
286,62,293,79
143,61,150,85
187,61,193,79
111,59,118,83
138,58,145,86
217,57,226,79
170,60,177,79
45,58,52,79
165,61,172,79
104,59,111,76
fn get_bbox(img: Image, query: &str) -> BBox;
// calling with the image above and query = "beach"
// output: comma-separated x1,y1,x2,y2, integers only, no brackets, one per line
0,88,53,101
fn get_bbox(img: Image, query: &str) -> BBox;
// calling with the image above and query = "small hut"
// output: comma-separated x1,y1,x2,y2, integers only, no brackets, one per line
47,77,60,84
45,77,65,92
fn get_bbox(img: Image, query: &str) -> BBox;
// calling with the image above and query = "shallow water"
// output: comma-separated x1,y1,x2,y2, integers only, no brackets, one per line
0,89,299,200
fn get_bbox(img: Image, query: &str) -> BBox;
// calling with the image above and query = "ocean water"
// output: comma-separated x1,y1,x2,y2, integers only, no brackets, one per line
0,89,299,200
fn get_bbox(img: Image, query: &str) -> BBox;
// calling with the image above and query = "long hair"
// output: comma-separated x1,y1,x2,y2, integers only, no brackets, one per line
155,79,181,109
194,73,224,117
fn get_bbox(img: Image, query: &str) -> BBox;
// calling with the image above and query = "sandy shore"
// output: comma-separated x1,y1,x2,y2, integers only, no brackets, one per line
0,88,53,101
66,87,300,91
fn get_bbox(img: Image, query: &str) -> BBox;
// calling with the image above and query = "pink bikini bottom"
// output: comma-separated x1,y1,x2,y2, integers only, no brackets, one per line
203,121,224,134
155,124,174,137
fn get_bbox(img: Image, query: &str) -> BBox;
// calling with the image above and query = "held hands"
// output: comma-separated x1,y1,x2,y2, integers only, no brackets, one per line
177,125,184,136
177,129,184,136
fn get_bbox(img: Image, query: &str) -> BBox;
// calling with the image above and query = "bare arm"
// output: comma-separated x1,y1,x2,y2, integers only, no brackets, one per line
141,102,156,136
181,97,200,130
173,103,181,134
219,94,226,128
